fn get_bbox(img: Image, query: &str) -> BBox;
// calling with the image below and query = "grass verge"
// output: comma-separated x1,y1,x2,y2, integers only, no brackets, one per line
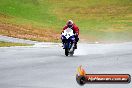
0,41,32,47
0,0,132,43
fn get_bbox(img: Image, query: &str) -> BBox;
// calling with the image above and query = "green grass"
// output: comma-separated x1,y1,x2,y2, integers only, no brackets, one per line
0,0,132,42
0,41,32,47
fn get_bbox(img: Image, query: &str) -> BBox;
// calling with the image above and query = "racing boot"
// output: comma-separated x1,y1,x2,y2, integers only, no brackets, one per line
62,43,65,49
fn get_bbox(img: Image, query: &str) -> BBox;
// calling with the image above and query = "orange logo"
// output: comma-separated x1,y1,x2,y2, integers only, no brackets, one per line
76,66,131,85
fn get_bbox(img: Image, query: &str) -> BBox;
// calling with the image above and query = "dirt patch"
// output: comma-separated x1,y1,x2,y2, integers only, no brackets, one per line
0,22,60,42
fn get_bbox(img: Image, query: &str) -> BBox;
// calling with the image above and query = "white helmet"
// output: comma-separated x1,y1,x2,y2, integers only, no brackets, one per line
66,20,73,28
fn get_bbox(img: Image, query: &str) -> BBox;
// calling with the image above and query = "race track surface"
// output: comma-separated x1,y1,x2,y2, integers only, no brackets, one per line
0,43,132,88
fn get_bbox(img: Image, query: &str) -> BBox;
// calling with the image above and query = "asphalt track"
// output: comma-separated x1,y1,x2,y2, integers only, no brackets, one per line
0,42,132,88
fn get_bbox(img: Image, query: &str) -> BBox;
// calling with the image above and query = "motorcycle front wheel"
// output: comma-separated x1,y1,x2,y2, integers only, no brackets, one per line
65,48,69,56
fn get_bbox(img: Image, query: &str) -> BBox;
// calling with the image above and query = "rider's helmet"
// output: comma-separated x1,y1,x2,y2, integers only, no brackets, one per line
66,20,73,28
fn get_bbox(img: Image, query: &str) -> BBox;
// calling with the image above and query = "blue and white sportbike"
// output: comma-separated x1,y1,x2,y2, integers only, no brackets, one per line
61,28,76,56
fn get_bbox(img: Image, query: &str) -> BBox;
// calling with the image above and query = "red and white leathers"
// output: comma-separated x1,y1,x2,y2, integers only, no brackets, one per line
63,23,79,36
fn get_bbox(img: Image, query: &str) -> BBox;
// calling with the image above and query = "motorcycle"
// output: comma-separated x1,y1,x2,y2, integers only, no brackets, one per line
61,28,76,56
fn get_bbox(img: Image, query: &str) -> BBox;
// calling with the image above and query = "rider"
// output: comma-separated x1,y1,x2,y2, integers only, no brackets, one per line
62,20,79,49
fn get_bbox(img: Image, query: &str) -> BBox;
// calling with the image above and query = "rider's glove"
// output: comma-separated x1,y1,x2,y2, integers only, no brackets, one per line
61,31,64,34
